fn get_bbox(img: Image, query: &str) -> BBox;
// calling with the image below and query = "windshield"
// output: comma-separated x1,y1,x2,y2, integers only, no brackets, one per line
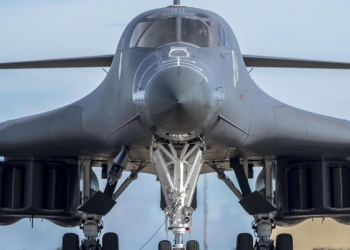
129,22,152,47
137,18,177,48
181,18,220,47
205,21,227,47
130,17,225,48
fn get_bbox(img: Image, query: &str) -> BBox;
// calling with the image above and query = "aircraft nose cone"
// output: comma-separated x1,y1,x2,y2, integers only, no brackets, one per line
144,66,213,134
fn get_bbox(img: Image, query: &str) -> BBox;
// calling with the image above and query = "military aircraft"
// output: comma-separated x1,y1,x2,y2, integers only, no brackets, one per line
1,1,350,250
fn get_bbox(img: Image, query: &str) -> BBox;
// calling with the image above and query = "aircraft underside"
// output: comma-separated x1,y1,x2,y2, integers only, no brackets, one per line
1,140,350,250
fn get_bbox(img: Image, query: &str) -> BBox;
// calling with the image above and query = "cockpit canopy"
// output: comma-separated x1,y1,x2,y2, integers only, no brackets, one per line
129,17,227,48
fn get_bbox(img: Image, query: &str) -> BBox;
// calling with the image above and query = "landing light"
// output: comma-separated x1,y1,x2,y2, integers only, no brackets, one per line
0,157,4,162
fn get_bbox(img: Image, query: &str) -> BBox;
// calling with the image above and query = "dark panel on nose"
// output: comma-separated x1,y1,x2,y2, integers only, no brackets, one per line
144,66,213,134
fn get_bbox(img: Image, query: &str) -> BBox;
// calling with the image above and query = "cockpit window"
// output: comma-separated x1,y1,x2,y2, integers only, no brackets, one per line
129,22,152,47
181,18,220,47
130,17,225,48
137,18,176,48
205,21,227,47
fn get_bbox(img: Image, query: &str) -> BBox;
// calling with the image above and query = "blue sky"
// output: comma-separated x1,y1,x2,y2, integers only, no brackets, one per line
1,1,350,249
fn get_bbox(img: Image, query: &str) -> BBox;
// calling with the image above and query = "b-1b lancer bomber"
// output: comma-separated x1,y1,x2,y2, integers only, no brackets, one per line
2,1,350,249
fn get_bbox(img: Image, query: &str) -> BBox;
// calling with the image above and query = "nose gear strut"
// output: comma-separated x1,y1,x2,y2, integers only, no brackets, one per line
151,135,204,249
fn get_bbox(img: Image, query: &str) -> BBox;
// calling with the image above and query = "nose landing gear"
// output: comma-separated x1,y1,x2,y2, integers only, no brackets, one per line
151,136,204,250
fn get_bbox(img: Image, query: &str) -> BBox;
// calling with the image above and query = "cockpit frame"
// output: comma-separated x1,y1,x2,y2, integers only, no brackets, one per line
128,14,228,49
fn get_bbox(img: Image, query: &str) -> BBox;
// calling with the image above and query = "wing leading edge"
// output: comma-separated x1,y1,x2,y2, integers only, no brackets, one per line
1,54,350,70
0,55,114,69
243,55,350,69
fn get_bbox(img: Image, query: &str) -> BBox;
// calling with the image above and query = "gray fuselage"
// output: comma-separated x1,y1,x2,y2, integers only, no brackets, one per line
1,6,350,167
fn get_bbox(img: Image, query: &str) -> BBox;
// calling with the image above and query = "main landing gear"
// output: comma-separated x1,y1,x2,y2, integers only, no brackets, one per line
62,147,145,250
151,136,204,250
209,158,293,250
62,231,119,250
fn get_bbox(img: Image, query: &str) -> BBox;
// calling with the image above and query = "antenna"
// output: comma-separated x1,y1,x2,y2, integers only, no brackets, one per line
173,0,180,5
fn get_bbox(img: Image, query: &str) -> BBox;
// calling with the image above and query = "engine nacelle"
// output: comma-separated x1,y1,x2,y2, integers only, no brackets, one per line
275,159,350,226
0,159,81,227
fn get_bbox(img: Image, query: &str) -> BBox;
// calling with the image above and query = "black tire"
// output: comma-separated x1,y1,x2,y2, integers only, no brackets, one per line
62,233,79,250
186,240,200,250
276,233,293,250
158,240,172,250
236,233,253,250
103,232,119,250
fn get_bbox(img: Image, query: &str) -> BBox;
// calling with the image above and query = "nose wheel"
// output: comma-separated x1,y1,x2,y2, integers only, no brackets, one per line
186,240,200,250
151,136,204,250
158,240,172,250
158,240,200,250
